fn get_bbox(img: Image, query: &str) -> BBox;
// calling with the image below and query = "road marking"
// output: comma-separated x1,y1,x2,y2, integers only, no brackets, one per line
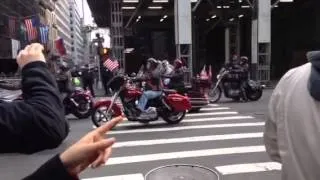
116,115,254,127
215,162,282,175
82,173,144,180
113,132,263,148
109,122,264,134
208,104,219,107
186,111,238,117
93,116,255,129
200,107,230,111
106,145,266,165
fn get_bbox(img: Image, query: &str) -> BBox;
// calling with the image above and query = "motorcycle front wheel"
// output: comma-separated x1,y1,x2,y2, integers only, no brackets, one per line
208,85,222,103
91,106,115,127
162,110,186,124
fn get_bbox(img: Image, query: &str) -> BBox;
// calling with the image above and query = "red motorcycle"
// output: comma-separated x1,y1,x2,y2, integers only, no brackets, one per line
91,75,192,127
63,87,93,119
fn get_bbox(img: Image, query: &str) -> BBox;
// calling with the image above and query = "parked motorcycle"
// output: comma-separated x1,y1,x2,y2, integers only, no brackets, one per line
91,75,192,127
63,87,93,119
209,67,264,103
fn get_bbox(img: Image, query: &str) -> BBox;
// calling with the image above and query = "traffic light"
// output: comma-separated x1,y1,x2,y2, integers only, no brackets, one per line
100,48,109,55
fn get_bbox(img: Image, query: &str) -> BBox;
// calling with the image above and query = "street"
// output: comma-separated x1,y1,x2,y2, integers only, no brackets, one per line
0,89,280,180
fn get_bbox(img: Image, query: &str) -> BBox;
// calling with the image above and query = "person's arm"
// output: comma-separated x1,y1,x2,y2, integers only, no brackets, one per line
23,117,123,180
264,82,282,163
0,44,69,154
22,155,78,180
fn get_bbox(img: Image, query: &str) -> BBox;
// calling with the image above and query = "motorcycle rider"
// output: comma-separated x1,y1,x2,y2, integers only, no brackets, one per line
81,64,95,97
164,59,185,94
56,61,73,96
161,60,174,86
136,58,162,118
224,55,248,101
239,56,249,101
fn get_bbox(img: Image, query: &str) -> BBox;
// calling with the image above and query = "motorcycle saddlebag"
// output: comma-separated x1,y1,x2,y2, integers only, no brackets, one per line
165,94,192,111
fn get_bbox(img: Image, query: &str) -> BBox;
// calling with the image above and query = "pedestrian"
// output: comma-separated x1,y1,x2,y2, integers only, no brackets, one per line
23,116,123,180
0,43,69,154
81,64,95,97
264,51,320,180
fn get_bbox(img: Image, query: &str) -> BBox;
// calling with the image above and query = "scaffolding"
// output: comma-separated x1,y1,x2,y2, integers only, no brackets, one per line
110,0,125,69
257,43,271,83
229,21,241,57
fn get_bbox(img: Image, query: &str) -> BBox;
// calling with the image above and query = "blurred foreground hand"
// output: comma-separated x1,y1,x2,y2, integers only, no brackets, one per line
17,43,46,69
59,116,123,176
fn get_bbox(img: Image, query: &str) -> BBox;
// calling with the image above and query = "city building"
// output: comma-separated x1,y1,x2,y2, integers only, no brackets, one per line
69,0,85,65
55,0,72,60
0,0,57,74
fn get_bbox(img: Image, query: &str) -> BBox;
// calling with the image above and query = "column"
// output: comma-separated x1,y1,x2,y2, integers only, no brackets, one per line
252,0,271,82
225,28,230,63
110,0,125,69
175,0,192,83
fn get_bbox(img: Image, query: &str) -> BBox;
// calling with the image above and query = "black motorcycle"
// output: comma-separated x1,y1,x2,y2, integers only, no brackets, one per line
208,67,264,103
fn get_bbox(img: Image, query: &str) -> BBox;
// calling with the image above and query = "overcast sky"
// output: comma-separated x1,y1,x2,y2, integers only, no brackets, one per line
76,0,110,47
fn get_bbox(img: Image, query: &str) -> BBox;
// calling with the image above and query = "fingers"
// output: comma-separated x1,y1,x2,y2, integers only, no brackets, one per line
29,43,44,53
89,138,115,168
87,138,115,152
92,147,112,168
96,116,124,134
91,150,105,168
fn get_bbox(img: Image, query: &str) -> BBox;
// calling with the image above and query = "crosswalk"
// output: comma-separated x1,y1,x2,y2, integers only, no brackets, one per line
81,104,281,180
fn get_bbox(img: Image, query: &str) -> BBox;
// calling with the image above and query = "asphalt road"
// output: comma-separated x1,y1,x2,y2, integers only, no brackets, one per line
0,89,280,180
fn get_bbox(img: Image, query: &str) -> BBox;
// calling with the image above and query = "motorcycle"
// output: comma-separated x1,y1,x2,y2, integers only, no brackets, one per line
209,67,264,103
162,77,210,112
63,87,93,119
91,75,192,127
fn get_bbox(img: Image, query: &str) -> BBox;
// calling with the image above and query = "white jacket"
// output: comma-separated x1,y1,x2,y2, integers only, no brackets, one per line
264,51,320,180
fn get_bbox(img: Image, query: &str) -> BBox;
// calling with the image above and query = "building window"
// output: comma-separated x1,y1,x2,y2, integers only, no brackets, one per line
70,27,74,31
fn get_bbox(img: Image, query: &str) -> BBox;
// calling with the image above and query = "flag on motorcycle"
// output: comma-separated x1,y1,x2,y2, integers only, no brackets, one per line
103,57,119,72
208,65,212,79
200,65,208,80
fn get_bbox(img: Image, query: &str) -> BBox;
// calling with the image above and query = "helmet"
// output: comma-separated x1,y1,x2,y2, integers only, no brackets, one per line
174,59,183,69
59,61,69,71
240,56,248,62
162,60,169,67
146,58,158,70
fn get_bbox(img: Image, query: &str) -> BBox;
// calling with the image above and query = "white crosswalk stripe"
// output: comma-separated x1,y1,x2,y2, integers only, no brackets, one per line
82,104,280,180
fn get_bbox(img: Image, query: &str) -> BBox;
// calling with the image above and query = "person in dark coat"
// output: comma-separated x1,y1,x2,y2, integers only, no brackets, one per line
100,59,113,96
167,59,185,94
81,64,95,97
23,116,123,180
0,43,69,154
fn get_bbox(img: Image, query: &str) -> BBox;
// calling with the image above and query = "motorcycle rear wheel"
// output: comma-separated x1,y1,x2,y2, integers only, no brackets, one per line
208,85,222,103
71,97,93,119
247,89,263,101
162,110,186,124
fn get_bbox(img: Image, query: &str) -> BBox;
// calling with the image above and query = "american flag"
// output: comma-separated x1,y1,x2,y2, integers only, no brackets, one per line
103,58,119,72
39,25,49,44
25,16,39,41
8,17,16,38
